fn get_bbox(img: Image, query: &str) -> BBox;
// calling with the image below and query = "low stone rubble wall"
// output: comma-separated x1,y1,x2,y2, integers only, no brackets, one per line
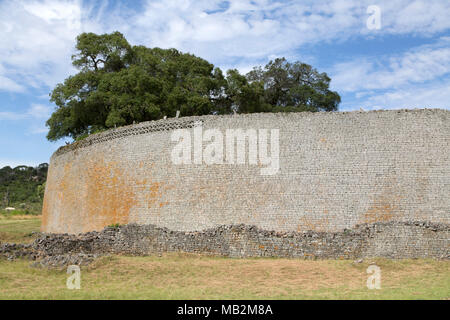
1,221,448,267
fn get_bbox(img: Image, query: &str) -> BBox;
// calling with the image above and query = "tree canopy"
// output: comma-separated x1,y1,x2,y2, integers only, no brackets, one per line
0,164,48,214
46,31,340,141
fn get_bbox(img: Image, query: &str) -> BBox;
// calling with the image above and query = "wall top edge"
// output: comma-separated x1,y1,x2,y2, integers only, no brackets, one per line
51,108,449,158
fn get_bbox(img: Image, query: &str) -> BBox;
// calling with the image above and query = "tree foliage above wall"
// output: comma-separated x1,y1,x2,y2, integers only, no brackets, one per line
46,32,341,141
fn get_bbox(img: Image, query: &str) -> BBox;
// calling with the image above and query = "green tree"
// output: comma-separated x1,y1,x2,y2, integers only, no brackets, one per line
0,164,48,214
246,58,340,112
47,32,226,141
224,69,269,114
46,32,340,141
37,183,46,201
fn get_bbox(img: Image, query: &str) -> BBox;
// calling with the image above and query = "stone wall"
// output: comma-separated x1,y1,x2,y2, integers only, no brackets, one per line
42,109,450,238
3,222,448,266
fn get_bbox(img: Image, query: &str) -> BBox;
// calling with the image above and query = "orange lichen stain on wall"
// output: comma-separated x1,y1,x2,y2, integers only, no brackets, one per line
40,164,60,231
276,216,288,229
296,215,331,232
83,159,138,232
44,157,168,233
146,182,163,215
41,194,50,231
360,191,404,225
43,161,86,233
49,162,76,232
135,178,167,215
146,182,161,207
159,202,168,208
359,174,406,225
361,203,396,224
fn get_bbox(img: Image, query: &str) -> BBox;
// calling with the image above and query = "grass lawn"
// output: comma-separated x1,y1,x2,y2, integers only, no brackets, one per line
0,214,41,243
0,215,449,300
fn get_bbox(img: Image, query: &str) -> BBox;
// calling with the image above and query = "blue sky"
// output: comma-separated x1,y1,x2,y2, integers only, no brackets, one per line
0,0,449,167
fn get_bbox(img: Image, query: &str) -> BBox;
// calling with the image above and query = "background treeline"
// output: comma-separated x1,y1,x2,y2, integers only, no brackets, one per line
46,32,341,141
0,164,48,215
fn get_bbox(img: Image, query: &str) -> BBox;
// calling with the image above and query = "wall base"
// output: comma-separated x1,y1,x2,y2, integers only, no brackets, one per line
33,221,449,260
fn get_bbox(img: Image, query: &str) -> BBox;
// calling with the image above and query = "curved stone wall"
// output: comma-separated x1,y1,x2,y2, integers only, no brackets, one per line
42,109,450,235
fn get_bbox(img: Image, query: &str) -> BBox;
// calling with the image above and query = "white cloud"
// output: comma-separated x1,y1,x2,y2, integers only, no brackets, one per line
361,80,450,110
0,0,92,91
126,0,450,67
330,36,450,110
0,104,52,135
331,37,450,92
128,0,364,65
0,104,52,121
1,0,449,95
22,0,82,25
0,75,26,92
0,111,27,121
27,104,52,119
29,125,49,134
0,0,449,115
379,0,450,35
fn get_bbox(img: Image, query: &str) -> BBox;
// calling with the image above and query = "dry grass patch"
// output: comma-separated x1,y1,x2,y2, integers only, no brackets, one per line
0,217,41,243
0,217,448,299
68,253,449,299
0,253,448,299
0,215,42,220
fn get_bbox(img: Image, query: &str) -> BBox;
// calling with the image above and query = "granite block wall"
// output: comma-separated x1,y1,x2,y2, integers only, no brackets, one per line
42,109,450,241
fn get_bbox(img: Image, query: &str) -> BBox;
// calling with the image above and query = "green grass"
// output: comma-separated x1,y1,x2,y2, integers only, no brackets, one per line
0,255,448,300
0,217,448,300
0,215,41,243
1,208,39,216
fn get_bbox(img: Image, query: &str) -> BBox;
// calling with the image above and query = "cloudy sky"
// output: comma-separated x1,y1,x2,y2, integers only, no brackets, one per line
0,0,449,167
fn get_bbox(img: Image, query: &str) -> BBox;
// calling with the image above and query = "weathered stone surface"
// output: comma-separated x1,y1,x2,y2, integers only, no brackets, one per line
1,221,448,267
31,253,99,269
41,109,450,235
